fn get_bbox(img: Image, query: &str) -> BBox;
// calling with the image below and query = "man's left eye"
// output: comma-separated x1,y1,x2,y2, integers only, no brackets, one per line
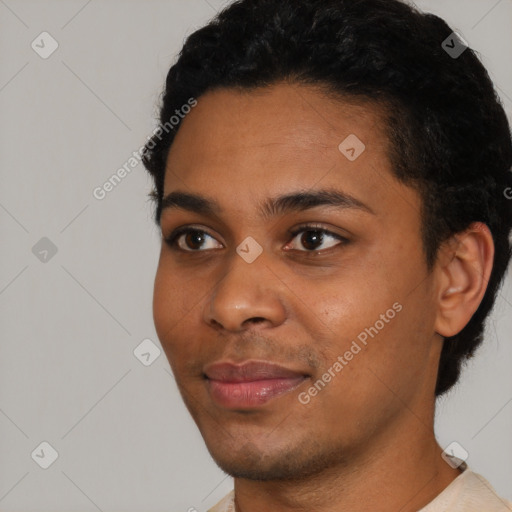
285,227,347,252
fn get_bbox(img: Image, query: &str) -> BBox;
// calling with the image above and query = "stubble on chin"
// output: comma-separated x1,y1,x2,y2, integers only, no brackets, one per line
205,433,349,482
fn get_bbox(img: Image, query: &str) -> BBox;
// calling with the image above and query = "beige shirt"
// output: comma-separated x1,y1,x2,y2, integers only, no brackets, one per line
207,464,512,512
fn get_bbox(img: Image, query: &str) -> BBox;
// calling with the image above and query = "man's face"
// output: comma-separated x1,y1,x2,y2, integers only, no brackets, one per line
153,83,442,480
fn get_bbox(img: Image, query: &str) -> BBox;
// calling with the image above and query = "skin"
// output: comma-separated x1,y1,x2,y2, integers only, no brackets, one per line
152,82,494,511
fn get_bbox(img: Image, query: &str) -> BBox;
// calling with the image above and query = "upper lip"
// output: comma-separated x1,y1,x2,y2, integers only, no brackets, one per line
203,360,308,382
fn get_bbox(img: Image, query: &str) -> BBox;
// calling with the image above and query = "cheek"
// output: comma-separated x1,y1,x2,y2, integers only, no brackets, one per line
152,258,210,370
153,264,172,332
152,262,189,352
308,265,394,337
304,250,432,381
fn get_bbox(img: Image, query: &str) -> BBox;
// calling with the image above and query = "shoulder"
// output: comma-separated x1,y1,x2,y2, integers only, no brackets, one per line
460,471,512,511
420,468,512,512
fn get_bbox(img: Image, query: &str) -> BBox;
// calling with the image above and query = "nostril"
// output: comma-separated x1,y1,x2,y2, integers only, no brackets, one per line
247,317,266,324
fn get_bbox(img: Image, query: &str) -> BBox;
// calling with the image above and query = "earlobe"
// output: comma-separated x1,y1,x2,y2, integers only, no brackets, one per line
434,222,494,338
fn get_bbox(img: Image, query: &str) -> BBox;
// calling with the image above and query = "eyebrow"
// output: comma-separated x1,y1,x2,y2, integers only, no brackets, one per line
160,188,375,221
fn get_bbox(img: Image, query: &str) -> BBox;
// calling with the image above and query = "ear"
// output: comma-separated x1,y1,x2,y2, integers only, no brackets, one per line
434,222,494,338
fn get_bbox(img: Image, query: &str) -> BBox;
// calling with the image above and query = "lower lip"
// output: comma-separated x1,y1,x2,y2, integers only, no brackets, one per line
207,377,306,409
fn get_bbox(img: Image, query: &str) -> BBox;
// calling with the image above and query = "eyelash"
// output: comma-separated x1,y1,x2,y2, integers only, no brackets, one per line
164,224,348,253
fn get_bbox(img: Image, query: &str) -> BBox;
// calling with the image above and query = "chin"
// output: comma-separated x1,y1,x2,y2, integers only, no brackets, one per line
205,436,346,482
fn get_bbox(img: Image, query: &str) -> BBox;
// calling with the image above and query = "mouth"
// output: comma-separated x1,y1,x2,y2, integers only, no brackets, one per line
203,360,309,409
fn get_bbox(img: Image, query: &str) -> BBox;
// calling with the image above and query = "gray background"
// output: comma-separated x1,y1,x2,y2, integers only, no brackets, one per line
0,0,511,510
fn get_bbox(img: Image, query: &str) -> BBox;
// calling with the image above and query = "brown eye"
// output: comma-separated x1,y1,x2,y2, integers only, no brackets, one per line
165,228,222,251
181,231,206,250
286,226,347,252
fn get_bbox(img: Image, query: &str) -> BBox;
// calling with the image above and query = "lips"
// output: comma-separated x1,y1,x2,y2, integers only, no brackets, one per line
203,361,308,409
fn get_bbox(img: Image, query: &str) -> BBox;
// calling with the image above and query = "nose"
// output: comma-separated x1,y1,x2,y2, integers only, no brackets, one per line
203,247,287,332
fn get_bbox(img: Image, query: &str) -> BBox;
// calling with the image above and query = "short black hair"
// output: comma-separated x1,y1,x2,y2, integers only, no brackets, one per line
142,0,512,397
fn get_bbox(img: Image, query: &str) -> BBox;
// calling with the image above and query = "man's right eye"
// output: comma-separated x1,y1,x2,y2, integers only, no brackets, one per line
164,227,223,251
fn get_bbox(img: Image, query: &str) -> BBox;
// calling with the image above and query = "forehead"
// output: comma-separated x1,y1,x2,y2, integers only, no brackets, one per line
166,83,387,163
162,82,407,219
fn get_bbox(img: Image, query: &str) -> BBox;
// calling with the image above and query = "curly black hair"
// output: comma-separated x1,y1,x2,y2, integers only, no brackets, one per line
142,0,512,397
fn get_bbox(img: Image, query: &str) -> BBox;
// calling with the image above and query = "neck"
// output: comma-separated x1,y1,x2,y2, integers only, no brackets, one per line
232,413,462,512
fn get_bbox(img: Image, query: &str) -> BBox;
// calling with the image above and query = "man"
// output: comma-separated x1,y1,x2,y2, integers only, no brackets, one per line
142,0,512,510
